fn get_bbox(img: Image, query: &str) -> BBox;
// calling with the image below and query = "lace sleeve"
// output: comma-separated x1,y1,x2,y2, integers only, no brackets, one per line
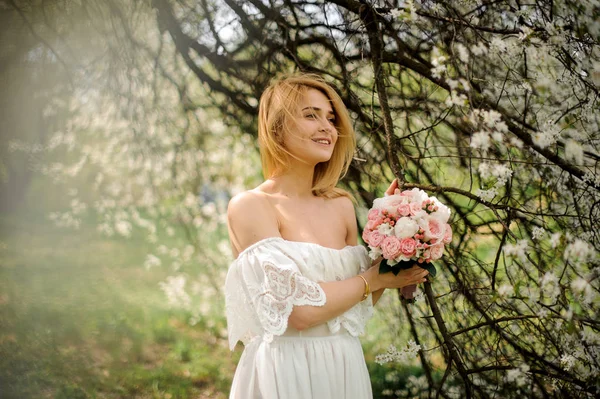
225,241,326,349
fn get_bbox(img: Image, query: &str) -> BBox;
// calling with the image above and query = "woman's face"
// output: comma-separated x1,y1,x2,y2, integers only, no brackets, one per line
282,88,338,166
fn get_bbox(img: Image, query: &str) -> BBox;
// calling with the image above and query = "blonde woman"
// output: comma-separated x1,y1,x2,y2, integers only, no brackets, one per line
225,74,428,398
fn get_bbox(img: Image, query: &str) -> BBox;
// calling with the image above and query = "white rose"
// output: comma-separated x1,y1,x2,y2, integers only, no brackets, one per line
413,189,429,203
377,223,395,236
394,217,419,239
372,197,387,210
368,247,383,260
429,196,451,222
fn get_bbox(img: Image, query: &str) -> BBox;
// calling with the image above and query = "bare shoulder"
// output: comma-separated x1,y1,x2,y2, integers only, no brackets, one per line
328,195,358,245
227,190,280,256
329,195,355,219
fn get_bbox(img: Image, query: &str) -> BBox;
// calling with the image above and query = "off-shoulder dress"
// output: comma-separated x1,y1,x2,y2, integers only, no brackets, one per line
225,237,374,399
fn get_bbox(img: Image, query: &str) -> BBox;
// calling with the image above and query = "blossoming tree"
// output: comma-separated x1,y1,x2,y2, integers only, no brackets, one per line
148,1,600,396
9,0,599,397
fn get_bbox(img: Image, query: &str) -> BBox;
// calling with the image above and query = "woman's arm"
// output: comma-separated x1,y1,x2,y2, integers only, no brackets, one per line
288,263,427,330
227,189,427,332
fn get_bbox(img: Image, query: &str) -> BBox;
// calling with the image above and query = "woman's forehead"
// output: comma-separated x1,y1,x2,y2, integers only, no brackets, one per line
298,88,334,113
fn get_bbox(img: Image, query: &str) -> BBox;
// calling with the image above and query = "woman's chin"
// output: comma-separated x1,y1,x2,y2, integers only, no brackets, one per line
312,155,333,165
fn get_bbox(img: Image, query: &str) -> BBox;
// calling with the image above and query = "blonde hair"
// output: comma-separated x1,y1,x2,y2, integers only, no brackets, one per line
257,74,356,199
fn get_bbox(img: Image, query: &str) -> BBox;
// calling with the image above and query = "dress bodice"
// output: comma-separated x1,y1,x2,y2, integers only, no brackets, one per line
224,237,374,350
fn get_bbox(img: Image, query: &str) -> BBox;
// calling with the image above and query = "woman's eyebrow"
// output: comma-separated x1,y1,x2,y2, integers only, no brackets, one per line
301,106,335,115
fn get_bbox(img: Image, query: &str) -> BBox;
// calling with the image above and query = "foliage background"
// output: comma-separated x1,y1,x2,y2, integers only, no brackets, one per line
1,0,599,398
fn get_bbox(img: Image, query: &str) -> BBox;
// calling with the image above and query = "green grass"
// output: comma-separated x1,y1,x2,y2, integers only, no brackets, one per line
0,212,238,399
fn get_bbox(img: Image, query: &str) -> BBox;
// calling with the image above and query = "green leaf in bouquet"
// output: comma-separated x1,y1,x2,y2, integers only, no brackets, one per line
379,259,437,277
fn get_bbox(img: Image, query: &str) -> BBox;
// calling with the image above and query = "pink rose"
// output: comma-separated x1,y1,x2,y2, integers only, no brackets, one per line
369,230,385,247
365,220,378,231
367,208,380,220
410,201,423,215
397,203,411,216
384,196,406,217
386,195,404,204
443,223,452,244
399,238,417,258
362,228,371,244
428,243,445,260
381,236,402,260
401,189,416,198
422,217,445,243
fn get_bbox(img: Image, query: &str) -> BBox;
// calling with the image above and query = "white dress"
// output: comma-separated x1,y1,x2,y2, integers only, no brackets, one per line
225,237,374,399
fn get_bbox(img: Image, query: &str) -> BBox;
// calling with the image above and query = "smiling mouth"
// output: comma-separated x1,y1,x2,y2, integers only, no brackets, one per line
312,139,331,145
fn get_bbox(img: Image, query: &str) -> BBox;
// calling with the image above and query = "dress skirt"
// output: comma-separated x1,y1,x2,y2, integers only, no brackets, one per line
229,329,373,399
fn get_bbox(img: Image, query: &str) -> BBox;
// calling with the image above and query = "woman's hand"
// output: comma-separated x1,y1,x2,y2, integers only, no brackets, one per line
385,178,399,196
364,262,428,292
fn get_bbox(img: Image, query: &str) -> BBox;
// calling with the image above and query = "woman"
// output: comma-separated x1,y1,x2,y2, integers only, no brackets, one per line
225,74,428,398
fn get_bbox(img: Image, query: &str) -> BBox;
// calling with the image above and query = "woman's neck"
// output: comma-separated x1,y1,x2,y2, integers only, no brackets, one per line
268,164,316,199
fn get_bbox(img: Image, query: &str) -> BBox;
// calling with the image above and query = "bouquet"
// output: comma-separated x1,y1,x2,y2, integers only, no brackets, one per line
362,188,452,299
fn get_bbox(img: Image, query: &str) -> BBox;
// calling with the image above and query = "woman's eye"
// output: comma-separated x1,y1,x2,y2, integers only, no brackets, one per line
328,118,336,124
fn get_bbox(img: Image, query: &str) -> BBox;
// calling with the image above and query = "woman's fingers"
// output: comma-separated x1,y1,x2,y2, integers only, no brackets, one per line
377,265,430,289
385,178,398,196
409,267,428,285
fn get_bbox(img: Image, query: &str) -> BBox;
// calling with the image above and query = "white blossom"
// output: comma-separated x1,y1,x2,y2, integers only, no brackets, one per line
455,43,469,63
571,277,598,306
471,131,491,151
476,188,497,202
375,340,422,365
549,232,561,248
506,364,530,387
144,254,161,270
471,42,488,56
564,239,596,263
490,37,507,53
533,121,560,149
114,220,132,237
498,284,514,298
560,354,576,371
478,162,492,179
540,272,560,302
564,140,584,165
491,164,512,185
431,47,447,79
518,26,534,41
159,275,191,309
445,91,468,107
531,227,545,240
510,137,524,148
504,240,529,262
395,217,419,238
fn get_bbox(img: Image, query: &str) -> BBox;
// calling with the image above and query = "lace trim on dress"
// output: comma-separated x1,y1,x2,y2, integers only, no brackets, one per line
226,256,327,349
254,262,326,342
225,238,373,349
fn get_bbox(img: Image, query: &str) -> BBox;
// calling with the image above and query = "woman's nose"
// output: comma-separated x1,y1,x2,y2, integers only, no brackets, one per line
319,118,334,132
